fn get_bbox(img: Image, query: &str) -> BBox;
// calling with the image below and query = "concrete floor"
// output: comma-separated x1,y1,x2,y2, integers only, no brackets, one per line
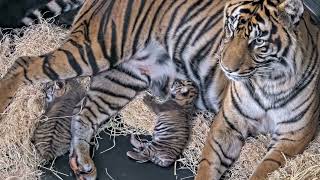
41,133,193,180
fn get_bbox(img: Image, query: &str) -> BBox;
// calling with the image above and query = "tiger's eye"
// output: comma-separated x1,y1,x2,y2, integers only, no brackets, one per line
255,38,265,45
229,16,235,22
239,18,246,25
55,81,64,89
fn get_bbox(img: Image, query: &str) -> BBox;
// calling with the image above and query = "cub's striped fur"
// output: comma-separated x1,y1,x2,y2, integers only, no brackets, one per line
0,0,318,179
32,79,85,161
127,80,197,167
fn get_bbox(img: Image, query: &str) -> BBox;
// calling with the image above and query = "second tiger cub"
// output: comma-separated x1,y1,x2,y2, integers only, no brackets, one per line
127,80,198,167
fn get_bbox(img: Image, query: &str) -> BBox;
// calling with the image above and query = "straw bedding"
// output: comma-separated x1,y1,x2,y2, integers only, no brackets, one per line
0,21,320,180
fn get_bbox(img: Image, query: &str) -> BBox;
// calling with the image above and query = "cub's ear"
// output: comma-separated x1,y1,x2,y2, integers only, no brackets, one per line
278,0,304,28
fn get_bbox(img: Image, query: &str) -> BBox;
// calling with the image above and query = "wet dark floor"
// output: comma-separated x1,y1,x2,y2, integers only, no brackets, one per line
41,132,194,180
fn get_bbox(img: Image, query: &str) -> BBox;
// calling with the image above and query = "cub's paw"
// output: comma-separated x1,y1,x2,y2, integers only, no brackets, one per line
126,150,149,163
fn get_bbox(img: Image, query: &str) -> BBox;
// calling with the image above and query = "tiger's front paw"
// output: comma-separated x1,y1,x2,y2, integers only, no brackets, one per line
69,143,97,180
195,162,221,180
249,175,266,180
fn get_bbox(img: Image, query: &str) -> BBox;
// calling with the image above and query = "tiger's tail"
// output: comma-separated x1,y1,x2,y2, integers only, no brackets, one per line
21,0,84,26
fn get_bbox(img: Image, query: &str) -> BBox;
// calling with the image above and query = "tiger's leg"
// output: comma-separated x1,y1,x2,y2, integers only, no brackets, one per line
69,68,147,179
196,108,248,180
0,36,113,113
69,46,176,179
249,115,318,180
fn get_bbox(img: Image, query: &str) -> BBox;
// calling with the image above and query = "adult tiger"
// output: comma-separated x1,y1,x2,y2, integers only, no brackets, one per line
0,0,318,179
196,0,320,179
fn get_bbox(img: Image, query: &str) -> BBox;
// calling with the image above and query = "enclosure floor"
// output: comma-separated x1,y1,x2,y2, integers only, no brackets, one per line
41,133,193,180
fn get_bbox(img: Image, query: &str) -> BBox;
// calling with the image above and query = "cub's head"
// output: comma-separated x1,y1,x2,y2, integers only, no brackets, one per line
170,80,198,106
220,0,304,81
43,79,82,105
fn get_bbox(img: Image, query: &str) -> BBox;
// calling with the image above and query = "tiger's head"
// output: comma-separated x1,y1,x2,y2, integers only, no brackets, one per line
219,0,304,81
170,80,198,107
43,79,85,109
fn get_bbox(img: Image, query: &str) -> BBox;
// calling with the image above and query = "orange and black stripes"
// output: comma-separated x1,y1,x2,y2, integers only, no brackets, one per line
4,0,319,179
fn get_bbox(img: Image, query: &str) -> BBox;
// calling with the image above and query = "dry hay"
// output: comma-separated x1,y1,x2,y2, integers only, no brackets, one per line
1,21,320,180
0,21,69,179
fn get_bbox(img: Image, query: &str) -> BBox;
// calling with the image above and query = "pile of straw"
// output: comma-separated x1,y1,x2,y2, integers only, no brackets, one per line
0,21,320,180
0,21,68,179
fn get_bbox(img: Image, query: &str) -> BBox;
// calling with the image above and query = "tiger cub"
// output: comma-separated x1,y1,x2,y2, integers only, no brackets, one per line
32,79,86,161
126,80,197,167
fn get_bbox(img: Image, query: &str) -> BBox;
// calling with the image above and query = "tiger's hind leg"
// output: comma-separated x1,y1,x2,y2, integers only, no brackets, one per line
249,115,318,180
69,44,176,180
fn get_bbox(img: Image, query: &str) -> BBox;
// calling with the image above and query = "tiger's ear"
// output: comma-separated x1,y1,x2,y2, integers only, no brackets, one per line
278,0,304,28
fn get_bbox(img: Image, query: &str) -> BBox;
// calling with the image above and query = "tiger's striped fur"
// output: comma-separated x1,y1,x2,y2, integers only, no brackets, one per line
33,51,174,165
196,0,320,180
32,79,86,161
0,1,226,178
127,80,197,167
0,0,318,179
68,42,176,179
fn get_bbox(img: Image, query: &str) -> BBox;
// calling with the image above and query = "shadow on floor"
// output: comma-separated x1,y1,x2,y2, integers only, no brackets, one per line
41,132,194,180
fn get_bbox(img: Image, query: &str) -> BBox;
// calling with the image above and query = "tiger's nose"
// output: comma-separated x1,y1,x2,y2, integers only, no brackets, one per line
171,93,176,99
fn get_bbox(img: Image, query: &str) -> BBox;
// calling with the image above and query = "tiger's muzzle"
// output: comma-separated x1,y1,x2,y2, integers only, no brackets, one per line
220,36,256,81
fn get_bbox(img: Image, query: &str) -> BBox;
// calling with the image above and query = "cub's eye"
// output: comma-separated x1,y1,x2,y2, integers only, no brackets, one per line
254,38,265,46
55,81,64,89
